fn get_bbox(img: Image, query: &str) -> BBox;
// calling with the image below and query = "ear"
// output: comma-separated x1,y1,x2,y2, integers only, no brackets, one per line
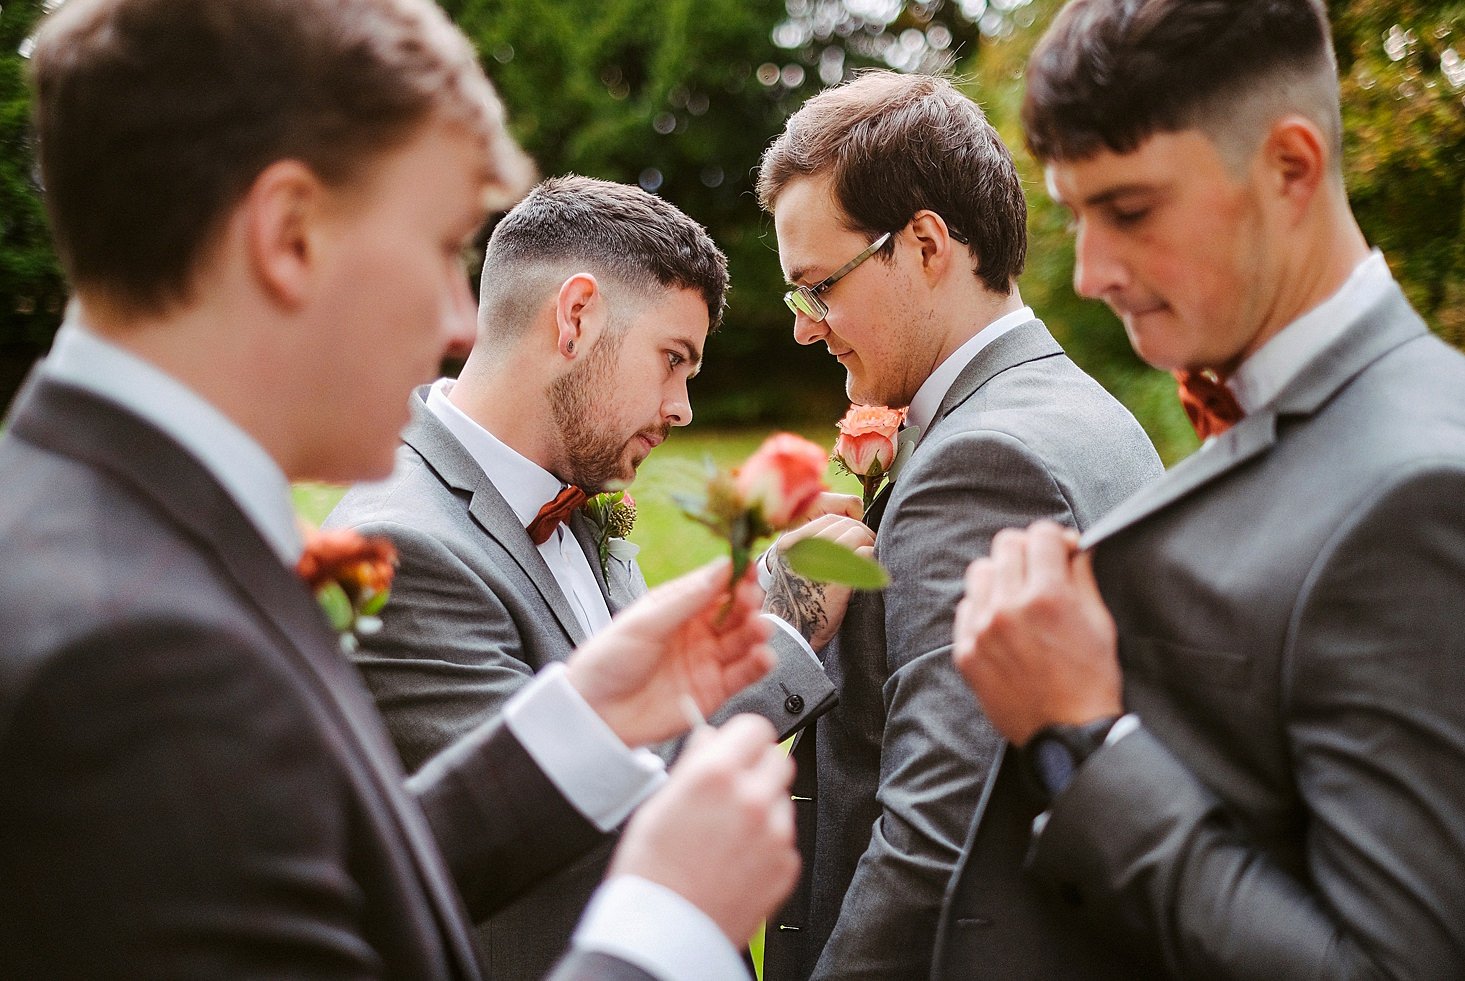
241,159,328,308
1262,115,1328,216
553,273,604,359
906,210,957,284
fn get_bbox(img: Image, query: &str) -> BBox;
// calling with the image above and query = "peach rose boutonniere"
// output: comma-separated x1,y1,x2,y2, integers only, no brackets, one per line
677,432,888,590
297,526,398,652
833,404,907,511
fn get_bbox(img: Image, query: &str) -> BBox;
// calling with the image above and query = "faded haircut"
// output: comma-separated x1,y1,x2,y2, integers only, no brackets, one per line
1022,0,1342,173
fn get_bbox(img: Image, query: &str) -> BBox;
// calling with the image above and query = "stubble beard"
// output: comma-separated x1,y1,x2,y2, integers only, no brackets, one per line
547,328,661,492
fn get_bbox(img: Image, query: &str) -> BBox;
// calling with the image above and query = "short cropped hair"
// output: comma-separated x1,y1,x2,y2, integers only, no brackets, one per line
477,175,729,340
756,71,1026,295
30,0,530,315
1022,0,1341,169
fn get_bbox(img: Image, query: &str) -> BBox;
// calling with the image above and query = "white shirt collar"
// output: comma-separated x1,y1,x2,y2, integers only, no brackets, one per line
1228,250,1392,415
906,305,1034,435
424,378,563,525
41,316,303,566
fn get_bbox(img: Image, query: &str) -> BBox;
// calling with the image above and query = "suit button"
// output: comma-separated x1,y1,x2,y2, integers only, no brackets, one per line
784,694,805,714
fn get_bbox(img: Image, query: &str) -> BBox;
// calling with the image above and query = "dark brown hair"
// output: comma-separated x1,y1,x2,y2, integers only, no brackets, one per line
30,0,524,315
479,175,729,334
1022,0,1338,164
757,71,1026,295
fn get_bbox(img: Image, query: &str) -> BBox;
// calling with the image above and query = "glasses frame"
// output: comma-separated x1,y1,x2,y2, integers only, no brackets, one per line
783,231,894,322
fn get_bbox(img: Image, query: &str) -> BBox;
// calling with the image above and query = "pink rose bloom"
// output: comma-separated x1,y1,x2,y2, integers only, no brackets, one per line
736,432,829,529
834,404,906,477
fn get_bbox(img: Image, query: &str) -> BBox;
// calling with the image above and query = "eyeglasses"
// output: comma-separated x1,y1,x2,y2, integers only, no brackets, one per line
783,231,893,322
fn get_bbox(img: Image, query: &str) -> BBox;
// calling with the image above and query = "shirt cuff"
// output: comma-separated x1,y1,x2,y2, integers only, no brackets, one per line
756,540,779,590
573,875,747,981
504,663,667,831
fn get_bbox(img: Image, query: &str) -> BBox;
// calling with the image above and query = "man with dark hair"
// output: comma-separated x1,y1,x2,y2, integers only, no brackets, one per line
327,174,837,978
0,0,801,977
754,70,1162,980
943,0,1465,977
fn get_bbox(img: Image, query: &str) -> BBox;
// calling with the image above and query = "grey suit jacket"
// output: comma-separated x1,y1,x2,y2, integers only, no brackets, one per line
0,375,651,980
763,320,1163,981
327,388,833,978
935,285,1465,978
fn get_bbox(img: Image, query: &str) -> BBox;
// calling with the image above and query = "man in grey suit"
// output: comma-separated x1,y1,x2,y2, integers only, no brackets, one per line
946,0,1465,976
327,174,838,978
0,0,801,977
755,72,1163,980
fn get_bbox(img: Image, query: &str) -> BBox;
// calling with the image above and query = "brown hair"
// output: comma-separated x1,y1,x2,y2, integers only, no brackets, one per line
757,71,1026,295
478,175,729,337
1022,0,1340,166
29,0,529,315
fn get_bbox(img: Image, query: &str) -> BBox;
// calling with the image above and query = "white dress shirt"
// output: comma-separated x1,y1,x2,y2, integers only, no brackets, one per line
904,304,1035,437
39,315,742,981
425,378,611,637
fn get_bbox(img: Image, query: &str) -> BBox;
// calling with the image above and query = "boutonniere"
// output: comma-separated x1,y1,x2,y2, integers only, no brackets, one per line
297,526,398,652
676,431,888,591
583,489,640,577
832,403,907,511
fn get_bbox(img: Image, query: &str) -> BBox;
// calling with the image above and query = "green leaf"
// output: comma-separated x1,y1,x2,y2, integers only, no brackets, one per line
316,582,354,632
784,538,890,589
360,588,390,617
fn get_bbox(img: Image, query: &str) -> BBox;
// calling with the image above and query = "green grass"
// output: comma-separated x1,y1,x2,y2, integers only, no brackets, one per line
293,424,862,586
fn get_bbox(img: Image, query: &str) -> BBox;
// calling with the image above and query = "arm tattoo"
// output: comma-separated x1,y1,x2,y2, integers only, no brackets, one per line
766,555,830,644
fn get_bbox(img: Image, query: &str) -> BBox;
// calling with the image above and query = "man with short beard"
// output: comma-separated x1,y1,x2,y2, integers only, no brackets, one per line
327,174,837,979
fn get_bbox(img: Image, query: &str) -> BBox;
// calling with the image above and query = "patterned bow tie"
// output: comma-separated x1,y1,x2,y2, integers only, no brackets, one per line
527,485,588,545
1175,369,1244,440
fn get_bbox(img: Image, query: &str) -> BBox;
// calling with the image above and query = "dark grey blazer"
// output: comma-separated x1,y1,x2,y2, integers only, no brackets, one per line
328,388,833,979
763,320,1163,981
935,285,1465,978
0,375,650,981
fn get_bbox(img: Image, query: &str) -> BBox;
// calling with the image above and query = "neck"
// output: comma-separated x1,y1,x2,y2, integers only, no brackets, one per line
1227,187,1370,373
451,345,559,472
75,293,313,479
929,283,1025,370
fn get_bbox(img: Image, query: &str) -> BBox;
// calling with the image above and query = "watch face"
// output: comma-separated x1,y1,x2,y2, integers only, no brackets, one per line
1033,736,1077,797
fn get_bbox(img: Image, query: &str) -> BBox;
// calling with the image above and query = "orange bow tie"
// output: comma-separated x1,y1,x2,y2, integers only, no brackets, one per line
527,485,588,545
1175,369,1244,440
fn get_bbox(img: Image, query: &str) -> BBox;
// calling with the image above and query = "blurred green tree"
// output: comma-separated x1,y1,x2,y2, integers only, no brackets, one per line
0,0,67,399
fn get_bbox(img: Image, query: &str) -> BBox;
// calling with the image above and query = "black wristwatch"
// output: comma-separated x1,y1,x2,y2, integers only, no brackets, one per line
1023,716,1120,803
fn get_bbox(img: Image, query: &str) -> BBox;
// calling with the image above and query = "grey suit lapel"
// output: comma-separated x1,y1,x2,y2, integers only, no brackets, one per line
932,319,1065,432
400,389,590,646
1081,283,1430,549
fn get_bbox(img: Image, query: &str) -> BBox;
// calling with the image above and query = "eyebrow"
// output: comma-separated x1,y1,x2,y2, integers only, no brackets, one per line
1080,183,1163,208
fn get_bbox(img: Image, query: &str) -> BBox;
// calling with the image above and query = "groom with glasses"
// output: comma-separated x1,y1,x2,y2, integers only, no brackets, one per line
754,71,1164,981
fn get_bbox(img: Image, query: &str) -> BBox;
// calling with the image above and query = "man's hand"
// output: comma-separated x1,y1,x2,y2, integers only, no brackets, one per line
565,559,773,747
952,520,1123,746
608,714,799,946
788,491,864,529
766,513,875,651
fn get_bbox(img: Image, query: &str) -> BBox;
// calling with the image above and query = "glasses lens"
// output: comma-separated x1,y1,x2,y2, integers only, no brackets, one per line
784,287,826,322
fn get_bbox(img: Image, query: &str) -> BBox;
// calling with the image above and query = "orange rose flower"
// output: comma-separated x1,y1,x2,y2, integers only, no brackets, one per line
735,432,830,528
833,404,906,478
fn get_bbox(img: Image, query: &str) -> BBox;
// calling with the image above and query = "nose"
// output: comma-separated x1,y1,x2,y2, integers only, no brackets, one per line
663,376,692,427
1071,221,1126,302
791,308,827,347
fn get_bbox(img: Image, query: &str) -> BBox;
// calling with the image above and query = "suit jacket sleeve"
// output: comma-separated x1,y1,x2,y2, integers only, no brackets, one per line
1032,463,1465,978
710,622,836,741
349,519,545,773
815,429,1078,979
1,619,391,978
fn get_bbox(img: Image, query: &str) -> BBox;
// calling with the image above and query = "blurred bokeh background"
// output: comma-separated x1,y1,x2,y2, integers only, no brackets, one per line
4,0,1463,470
